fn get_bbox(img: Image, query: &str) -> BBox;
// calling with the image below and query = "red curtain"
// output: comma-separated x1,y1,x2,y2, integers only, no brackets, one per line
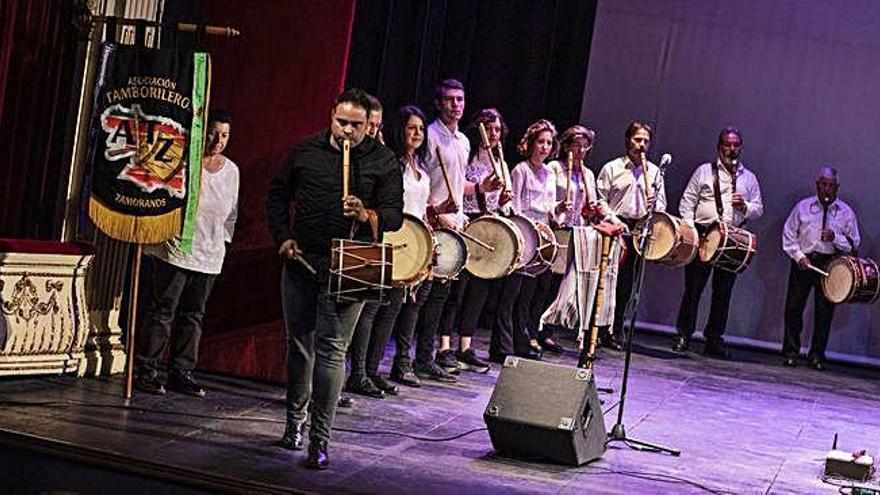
0,0,79,239
194,1,357,382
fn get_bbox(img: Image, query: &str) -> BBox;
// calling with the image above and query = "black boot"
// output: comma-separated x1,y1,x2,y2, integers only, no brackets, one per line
306,439,329,470
275,420,305,451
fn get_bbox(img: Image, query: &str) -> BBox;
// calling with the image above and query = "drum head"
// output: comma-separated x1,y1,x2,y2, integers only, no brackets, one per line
434,229,468,279
383,214,433,285
699,224,722,262
463,216,522,279
823,257,855,304
510,215,540,268
643,213,676,261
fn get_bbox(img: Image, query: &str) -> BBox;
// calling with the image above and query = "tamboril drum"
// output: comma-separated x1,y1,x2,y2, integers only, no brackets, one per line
699,222,757,274
329,239,393,302
383,213,434,288
821,256,880,304
433,228,468,280
633,212,698,268
463,215,523,279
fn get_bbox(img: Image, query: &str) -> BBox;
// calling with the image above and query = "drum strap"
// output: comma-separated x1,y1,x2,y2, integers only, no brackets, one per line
712,164,724,220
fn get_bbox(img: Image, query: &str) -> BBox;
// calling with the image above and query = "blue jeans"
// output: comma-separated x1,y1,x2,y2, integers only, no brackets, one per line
281,260,364,443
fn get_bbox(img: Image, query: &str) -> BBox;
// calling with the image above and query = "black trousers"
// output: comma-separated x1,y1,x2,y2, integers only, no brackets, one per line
456,275,495,338
782,256,836,360
439,273,471,336
675,257,738,343
136,257,216,373
612,228,637,337
492,273,536,356
348,287,405,380
392,280,440,369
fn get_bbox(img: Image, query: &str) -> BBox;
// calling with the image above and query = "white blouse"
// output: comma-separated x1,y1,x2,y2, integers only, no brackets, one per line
402,157,430,220
510,160,556,224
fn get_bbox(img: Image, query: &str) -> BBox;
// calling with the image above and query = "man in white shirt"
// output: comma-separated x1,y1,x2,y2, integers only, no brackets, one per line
781,166,860,370
672,127,763,358
596,121,666,349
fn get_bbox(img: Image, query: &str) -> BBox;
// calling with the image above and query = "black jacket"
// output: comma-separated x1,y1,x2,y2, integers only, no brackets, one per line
266,131,403,255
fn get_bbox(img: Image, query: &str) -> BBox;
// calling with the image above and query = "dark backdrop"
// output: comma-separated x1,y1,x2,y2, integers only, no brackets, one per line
345,0,598,154
581,0,880,363
0,0,81,239
193,0,357,381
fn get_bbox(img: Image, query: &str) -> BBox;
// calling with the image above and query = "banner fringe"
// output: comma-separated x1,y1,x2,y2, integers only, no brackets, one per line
89,198,181,244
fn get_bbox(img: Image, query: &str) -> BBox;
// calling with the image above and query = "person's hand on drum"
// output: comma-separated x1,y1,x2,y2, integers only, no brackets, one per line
581,201,600,220
797,257,812,270
499,189,514,206
594,221,625,237
279,239,302,259
820,229,835,242
480,174,502,193
343,195,369,222
732,193,747,212
436,196,459,215
555,199,573,215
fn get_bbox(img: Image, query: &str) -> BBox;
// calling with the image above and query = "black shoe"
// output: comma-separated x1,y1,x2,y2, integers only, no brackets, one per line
671,336,690,353
134,370,166,396
337,395,355,408
488,353,508,365
345,376,385,399
540,338,565,354
516,347,542,360
413,361,458,383
702,341,731,360
457,348,490,373
305,439,329,470
167,369,205,398
808,358,826,371
369,375,399,396
390,366,421,387
782,357,798,368
275,420,305,450
435,349,459,371
601,336,624,352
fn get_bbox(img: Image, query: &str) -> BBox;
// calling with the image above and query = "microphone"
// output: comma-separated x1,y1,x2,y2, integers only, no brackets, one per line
659,153,673,168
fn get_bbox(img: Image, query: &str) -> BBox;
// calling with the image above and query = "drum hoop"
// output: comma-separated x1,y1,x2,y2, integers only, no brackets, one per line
464,215,524,277
386,214,435,285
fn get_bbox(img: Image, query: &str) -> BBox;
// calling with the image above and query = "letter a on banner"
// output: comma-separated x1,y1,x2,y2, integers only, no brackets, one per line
87,41,210,245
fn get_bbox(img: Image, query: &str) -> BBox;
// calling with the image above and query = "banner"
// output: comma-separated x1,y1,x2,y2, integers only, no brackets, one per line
87,42,210,245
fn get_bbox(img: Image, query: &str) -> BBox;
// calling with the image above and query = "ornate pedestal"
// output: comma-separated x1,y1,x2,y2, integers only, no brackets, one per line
0,241,94,376
78,233,130,377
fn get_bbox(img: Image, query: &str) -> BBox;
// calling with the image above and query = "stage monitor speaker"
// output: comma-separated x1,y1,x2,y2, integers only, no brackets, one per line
483,357,606,466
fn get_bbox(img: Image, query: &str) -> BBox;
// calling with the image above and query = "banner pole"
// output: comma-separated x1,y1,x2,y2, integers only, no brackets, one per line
124,244,143,399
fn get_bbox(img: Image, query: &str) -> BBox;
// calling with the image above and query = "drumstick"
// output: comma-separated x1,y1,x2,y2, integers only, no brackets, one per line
566,151,574,204
807,264,829,278
478,123,503,182
435,145,456,207
294,253,317,275
457,229,496,252
343,139,351,198
392,243,409,249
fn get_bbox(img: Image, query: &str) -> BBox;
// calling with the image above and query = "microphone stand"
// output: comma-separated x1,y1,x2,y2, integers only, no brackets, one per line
606,159,680,456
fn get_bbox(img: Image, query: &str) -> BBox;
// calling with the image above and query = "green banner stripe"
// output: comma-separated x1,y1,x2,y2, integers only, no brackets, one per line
180,52,209,254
